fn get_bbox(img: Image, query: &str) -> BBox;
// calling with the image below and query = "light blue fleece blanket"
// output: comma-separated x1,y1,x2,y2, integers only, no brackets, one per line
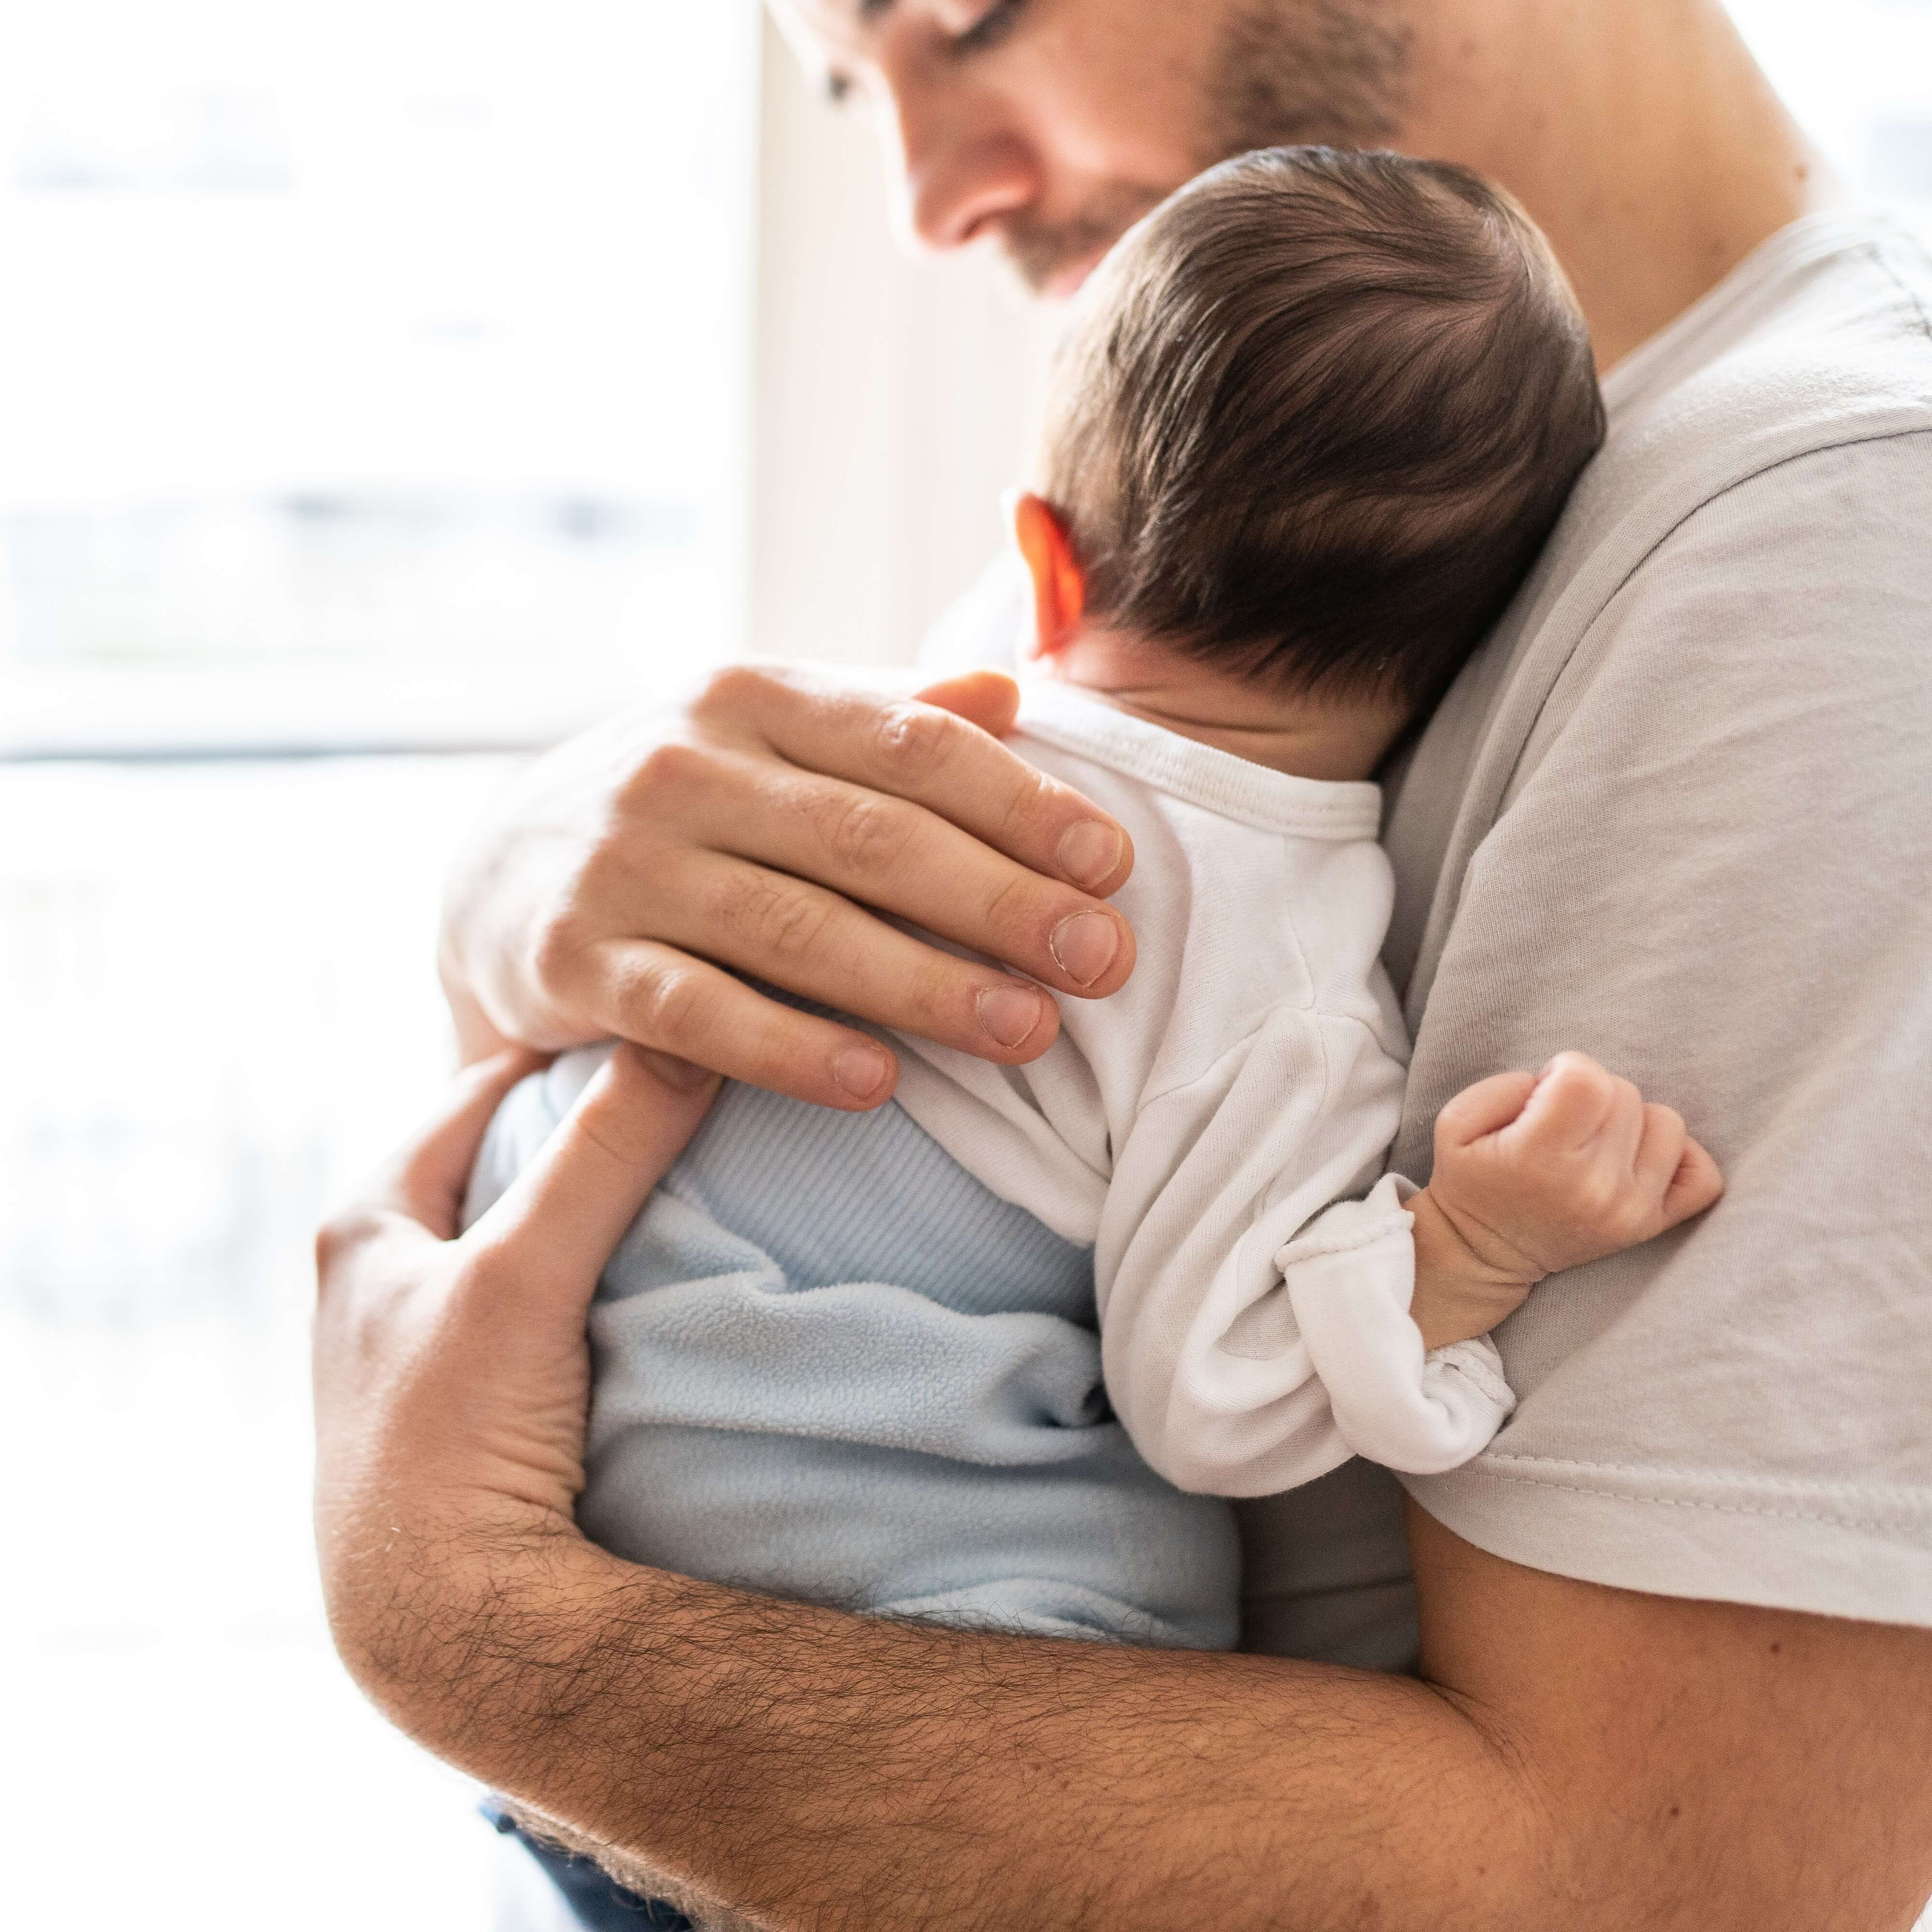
464,1044,1239,1648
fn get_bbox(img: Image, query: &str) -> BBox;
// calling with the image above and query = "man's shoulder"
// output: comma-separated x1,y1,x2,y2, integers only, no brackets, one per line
1471,217,1932,754
1572,218,1932,603
1518,222,1932,756
1383,217,1932,1014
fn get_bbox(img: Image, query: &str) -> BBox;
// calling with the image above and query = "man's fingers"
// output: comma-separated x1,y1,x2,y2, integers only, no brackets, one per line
709,664,1135,896
584,937,914,1110
472,1044,721,1291
1659,1135,1726,1230
370,1048,550,1236
668,750,1135,1004
641,845,1087,1067
1435,1068,1540,1151
594,899,1066,1107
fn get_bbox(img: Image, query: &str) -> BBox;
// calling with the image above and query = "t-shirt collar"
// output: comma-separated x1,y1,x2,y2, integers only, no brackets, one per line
1601,208,1900,428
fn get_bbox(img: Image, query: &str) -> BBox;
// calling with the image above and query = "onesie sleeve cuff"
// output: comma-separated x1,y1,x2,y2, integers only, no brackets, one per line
1279,1174,1516,1475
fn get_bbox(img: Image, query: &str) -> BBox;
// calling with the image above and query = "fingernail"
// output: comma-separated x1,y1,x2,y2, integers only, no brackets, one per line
1049,910,1120,987
977,982,1047,1049
640,1049,713,1093
1056,820,1122,889
832,1044,892,1100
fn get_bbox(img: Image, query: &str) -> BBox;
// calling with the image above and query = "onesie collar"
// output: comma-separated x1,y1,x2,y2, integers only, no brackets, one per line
1013,678,1384,841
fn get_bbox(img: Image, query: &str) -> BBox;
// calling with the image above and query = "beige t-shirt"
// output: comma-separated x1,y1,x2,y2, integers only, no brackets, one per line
1375,209,1932,1634
929,210,1932,1656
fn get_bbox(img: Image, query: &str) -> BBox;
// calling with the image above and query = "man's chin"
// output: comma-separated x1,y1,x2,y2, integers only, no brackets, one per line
1039,249,1109,302
997,237,1122,304
996,189,1168,300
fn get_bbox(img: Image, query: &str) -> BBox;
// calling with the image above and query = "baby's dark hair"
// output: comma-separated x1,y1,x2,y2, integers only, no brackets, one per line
1040,146,1605,710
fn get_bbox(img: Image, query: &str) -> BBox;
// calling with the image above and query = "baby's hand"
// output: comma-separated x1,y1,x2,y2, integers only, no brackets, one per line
1431,1051,1724,1281
1406,1052,1724,1350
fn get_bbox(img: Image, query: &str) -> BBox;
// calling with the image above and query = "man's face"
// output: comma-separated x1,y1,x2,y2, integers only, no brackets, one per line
773,0,1418,298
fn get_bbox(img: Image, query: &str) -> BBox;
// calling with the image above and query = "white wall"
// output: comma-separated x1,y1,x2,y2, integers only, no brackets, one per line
749,15,1054,668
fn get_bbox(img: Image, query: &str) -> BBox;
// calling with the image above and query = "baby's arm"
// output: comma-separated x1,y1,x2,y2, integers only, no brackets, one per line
1405,1051,1725,1352
1099,1025,1725,1495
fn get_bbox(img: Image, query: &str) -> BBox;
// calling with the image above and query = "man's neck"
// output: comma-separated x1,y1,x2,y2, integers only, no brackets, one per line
1406,0,1851,369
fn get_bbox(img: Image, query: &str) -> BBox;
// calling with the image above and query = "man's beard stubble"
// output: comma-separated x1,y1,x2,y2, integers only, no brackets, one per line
1206,0,1415,160
998,0,1416,294
999,182,1176,295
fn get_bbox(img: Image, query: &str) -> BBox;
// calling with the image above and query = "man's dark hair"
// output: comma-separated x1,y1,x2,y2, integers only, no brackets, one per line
1040,146,1606,709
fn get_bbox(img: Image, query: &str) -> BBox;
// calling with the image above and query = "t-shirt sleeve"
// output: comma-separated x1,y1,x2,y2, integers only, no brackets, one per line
1395,431,1932,1625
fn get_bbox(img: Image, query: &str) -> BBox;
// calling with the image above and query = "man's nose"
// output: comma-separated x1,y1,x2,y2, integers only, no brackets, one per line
881,75,1039,253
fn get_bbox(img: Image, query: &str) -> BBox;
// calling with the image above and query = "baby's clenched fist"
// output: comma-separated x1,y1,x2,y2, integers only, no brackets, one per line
1405,1052,1724,1351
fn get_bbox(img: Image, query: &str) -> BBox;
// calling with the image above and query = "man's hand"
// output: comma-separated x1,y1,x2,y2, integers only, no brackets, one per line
313,1044,719,1719
439,664,1136,1108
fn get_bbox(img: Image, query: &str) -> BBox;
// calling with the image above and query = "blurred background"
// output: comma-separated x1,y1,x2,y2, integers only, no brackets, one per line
1,3,1928,1926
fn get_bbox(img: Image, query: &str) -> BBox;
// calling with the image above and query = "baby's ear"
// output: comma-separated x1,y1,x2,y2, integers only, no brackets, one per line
1007,490,1085,659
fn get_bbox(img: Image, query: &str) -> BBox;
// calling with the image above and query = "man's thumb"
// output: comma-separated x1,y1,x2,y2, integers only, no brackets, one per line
470,1045,722,1293
913,667,1022,736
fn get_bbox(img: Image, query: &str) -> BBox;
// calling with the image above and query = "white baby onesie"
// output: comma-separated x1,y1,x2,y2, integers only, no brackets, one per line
884,679,1514,1495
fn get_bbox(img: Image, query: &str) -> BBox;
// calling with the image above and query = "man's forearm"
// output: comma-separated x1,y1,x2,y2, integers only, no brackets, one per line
347,1503,1932,1932
362,1520,1538,1931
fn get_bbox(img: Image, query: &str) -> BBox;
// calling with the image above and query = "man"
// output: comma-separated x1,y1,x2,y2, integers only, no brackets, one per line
314,1,1932,1924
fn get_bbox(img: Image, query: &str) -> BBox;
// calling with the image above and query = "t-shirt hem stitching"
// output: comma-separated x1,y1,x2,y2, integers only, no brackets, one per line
1481,1448,1930,1501
1466,1470,1919,1537
1462,1457,1932,1534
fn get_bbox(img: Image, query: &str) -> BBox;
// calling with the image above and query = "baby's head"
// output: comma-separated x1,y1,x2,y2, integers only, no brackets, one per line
1014,146,1605,769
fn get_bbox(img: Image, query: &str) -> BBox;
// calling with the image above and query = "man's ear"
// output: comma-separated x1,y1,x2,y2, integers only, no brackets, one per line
1008,490,1085,660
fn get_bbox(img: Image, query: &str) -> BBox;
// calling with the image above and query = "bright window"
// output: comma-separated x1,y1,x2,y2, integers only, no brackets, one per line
1,5,754,1928
1730,0,1932,230
0,0,754,756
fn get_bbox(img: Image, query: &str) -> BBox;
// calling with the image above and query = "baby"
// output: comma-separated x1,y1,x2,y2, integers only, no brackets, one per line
466,147,1720,1655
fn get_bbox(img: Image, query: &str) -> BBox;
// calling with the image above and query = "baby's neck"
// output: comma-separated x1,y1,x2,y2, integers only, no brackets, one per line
1041,631,1411,785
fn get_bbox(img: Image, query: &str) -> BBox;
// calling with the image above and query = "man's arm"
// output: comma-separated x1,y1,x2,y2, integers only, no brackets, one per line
316,1065,1932,1932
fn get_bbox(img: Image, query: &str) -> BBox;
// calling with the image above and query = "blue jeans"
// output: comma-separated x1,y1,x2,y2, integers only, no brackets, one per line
484,1799,693,1931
